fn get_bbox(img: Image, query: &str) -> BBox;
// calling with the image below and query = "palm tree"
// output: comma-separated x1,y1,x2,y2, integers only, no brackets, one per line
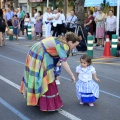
75,0,85,25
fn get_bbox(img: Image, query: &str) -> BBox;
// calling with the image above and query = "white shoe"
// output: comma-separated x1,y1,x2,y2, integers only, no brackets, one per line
55,80,60,85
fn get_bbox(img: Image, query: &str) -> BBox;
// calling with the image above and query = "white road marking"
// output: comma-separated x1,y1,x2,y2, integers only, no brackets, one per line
0,55,25,65
0,75,20,89
0,75,81,120
59,109,81,120
6,46,27,54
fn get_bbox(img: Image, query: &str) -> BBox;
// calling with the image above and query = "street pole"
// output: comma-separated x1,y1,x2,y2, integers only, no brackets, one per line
47,0,49,7
116,0,120,35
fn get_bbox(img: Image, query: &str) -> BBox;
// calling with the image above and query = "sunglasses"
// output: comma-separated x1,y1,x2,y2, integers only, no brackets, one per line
98,10,101,11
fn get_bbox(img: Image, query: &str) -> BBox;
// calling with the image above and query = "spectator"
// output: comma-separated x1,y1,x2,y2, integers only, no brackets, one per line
106,10,116,41
5,8,14,26
93,7,99,18
16,8,20,19
0,9,8,46
52,9,58,37
24,13,30,36
66,10,77,33
93,7,99,43
33,9,38,27
15,8,20,36
43,7,53,38
52,9,62,37
2,8,6,18
51,9,57,35
76,25,90,52
12,15,19,40
34,11,43,40
84,10,94,35
19,8,25,35
60,10,66,35
95,7,105,47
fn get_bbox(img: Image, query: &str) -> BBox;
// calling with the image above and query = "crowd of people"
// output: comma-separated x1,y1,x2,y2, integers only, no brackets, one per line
0,6,119,51
41,6,119,53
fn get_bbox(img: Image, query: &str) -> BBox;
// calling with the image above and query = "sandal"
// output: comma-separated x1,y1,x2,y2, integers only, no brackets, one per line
89,103,94,107
79,101,84,105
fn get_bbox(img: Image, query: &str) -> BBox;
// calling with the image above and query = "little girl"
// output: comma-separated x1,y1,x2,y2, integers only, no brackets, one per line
53,58,62,85
76,54,100,107
12,15,19,40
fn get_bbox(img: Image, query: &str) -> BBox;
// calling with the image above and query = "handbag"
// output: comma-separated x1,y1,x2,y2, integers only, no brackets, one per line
85,26,90,32
6,28,13,36
66,23,70,29
66,16,74,29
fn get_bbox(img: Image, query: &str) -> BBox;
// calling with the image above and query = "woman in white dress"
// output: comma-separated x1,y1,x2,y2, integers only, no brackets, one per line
43,8,53,38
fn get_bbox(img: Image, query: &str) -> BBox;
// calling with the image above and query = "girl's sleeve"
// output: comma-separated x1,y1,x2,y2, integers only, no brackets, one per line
76,66,79,73
91,66,96,74
55,40,69,62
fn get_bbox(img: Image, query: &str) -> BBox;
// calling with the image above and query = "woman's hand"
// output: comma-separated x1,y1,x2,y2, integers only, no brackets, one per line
62,61,75,83
71,74,76,83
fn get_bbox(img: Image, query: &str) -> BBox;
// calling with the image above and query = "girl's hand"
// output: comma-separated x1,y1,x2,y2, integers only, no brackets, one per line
57,61,60,66
95,78,100,82
71,74,76,83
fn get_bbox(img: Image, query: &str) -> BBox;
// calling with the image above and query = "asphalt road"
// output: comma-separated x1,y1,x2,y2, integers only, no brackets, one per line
0,38,120,120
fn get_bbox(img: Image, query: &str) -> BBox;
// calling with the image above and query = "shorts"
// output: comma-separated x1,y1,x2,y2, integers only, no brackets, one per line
13,28,18,35
0,27,6,33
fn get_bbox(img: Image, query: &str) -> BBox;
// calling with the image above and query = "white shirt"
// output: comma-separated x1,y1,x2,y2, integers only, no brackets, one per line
61,13,65,23
76,65,96,82
43,12,53,23
106,16,116,31
52,13,58,27
52,14,56,23
66,15,77,28
34,13,38,24
17,12,20,19
93,11,99,17
56,13,62,24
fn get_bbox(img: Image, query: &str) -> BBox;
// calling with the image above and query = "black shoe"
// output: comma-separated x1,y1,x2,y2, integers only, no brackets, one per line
96,44,99,46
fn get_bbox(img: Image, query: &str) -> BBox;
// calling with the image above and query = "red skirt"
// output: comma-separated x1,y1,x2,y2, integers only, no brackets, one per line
38,81,63,111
